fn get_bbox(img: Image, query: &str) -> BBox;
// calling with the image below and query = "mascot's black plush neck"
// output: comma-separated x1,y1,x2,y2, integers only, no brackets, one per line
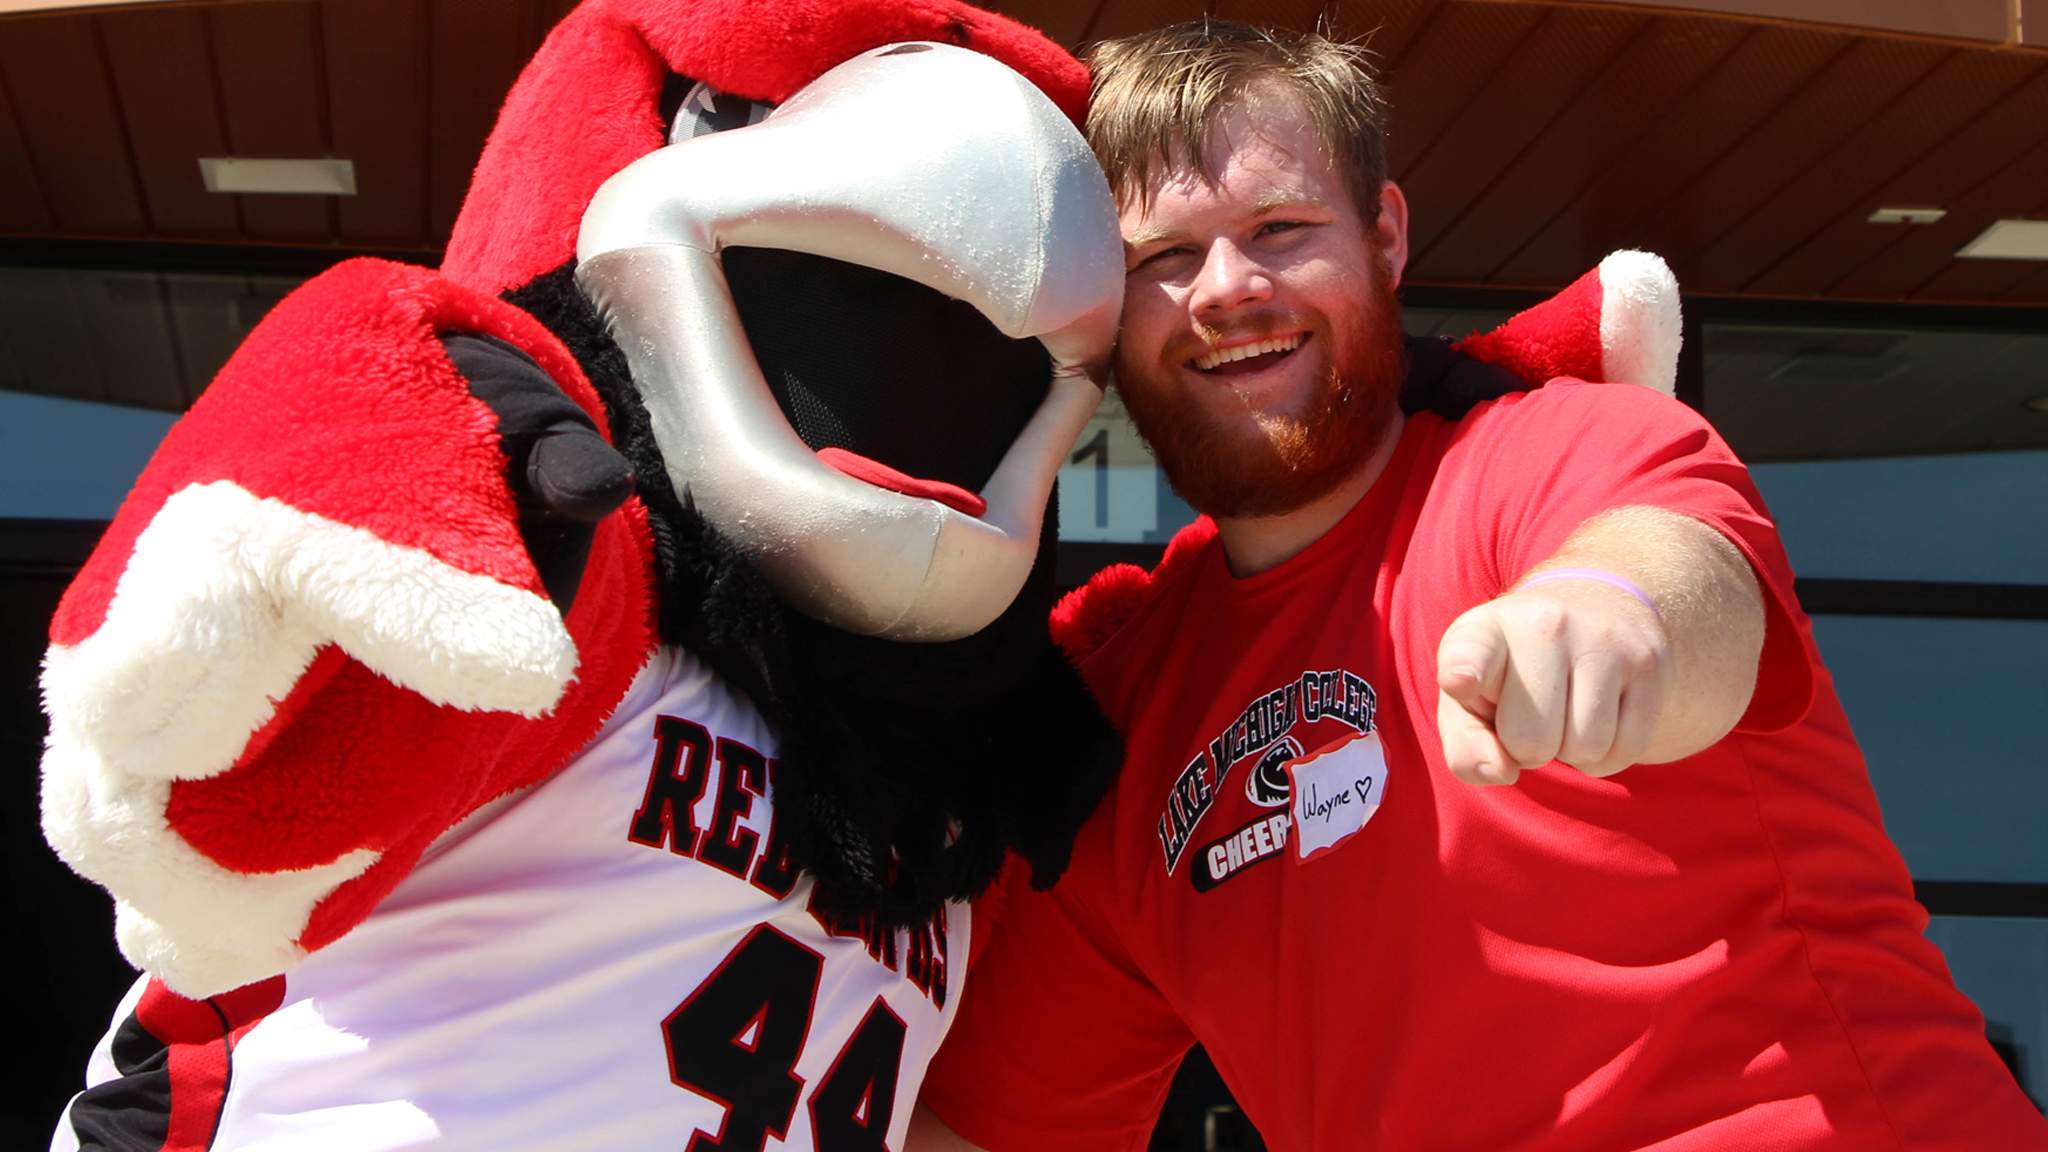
442,0,1120,924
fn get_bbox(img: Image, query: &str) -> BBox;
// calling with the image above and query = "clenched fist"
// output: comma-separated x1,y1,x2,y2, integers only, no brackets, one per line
1436,572,1671,786
1432,507,1768,788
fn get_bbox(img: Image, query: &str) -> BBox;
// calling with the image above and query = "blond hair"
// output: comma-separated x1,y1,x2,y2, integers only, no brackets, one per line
1084,19,1390,217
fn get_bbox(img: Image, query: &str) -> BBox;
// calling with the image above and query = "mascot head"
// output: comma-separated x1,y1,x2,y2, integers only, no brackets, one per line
575,42,1118,642
437,0,1124,923
443,0,1093,297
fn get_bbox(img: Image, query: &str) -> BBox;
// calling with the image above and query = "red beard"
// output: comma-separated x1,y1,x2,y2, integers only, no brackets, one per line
1115,271,1406,521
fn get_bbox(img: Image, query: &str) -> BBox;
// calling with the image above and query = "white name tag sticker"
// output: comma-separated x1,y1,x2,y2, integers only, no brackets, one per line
1285,731,1388,862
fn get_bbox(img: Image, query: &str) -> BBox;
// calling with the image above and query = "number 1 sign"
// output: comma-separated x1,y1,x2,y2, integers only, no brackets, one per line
1056,395,1159,543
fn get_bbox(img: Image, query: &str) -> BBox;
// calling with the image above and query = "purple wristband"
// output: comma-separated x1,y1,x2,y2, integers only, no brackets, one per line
1518,567,1662,621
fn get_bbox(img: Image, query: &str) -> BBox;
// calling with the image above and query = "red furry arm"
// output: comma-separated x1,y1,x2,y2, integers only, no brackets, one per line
41,260,655,997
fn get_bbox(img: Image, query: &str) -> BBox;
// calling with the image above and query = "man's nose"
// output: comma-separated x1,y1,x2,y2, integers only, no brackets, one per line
1188,239,1272,317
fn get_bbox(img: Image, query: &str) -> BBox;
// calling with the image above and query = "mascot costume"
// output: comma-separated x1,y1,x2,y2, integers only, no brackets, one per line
37,0,1680,1146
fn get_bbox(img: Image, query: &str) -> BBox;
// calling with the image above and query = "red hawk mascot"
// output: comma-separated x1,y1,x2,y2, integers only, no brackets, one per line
39,0,1679,1146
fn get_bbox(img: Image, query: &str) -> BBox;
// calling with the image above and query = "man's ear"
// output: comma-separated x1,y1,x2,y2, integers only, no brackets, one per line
1376,181,1411,289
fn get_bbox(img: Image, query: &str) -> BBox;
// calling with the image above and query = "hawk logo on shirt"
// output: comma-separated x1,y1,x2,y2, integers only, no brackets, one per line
1246,737,1302,808
1157,669,1377,877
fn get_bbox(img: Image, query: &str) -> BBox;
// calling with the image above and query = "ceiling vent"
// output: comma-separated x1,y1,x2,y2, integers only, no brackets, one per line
199,158,356,197
1957,219,2048,260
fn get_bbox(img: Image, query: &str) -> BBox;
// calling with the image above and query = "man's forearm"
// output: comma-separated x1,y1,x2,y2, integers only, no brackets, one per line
1437,504,1768,783
1523,504,1766,764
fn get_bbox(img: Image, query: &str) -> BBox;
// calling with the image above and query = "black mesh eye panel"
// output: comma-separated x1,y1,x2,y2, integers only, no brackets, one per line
722,246,1053,494
660,73,773,144
776,366,854,449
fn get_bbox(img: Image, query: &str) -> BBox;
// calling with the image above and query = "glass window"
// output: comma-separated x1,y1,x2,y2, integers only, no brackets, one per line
0,265,302,413
1706,317,2044,1116
1748,452,2048,585
1704,318,2047,886
0,265,304,521
1703,322,2048,463
1709,319,2048,585
0,391,177,520
1055,386,1186,546
1808,616,2048,883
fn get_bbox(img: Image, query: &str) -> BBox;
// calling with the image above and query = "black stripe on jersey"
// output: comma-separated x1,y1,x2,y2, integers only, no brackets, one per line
63,990,246,1152
64,1010,172,1152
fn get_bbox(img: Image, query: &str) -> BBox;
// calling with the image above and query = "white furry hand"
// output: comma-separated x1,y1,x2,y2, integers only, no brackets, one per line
43,482,576,787
39,481,580,997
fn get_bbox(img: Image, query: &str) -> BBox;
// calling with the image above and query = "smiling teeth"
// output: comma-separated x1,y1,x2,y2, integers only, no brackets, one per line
1194,334,1302,371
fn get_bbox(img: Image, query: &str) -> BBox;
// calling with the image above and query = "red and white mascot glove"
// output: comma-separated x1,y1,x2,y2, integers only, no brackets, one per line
38,265,658,997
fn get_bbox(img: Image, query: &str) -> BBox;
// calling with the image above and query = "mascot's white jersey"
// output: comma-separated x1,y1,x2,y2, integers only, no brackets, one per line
55,646,968,1152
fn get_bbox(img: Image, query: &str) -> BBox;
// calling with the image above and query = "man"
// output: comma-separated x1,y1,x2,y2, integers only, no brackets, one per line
910,20,2047,1150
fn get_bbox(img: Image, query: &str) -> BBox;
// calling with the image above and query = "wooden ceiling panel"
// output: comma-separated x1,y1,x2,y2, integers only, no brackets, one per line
0,13,146,236
1209,0,1321,35
209,1,334,242
1416,15,1746,283
99,6,238,239
428,0,532,239
1913,234,2048,302
1629,36,1950,292
325,0,429,244
1914,178,2048,303
1998,261,2048,303
1400,7,1641,269
1344,0,1441,68
0,64,52,233
1082,0,1201,44
1009,0,1443,81
1748,63,2048,297
1695,49,2039,294
981,0,1100,47
1492,24,1847,287
1,0,2043,314
541,0,581,34
1205,0,1435,49
1381,2,1543,180
1877,256,2037,304
1837,138,2048,300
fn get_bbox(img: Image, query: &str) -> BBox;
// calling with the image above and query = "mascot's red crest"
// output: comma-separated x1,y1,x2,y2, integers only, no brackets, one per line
444,0,1091,296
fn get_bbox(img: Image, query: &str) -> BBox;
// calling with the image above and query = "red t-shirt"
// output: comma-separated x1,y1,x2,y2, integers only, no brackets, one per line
924,382,2046,1150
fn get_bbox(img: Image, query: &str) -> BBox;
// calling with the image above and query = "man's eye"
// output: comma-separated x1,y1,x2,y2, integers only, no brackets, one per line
1131,246,1194,272
1257,220,1307,238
